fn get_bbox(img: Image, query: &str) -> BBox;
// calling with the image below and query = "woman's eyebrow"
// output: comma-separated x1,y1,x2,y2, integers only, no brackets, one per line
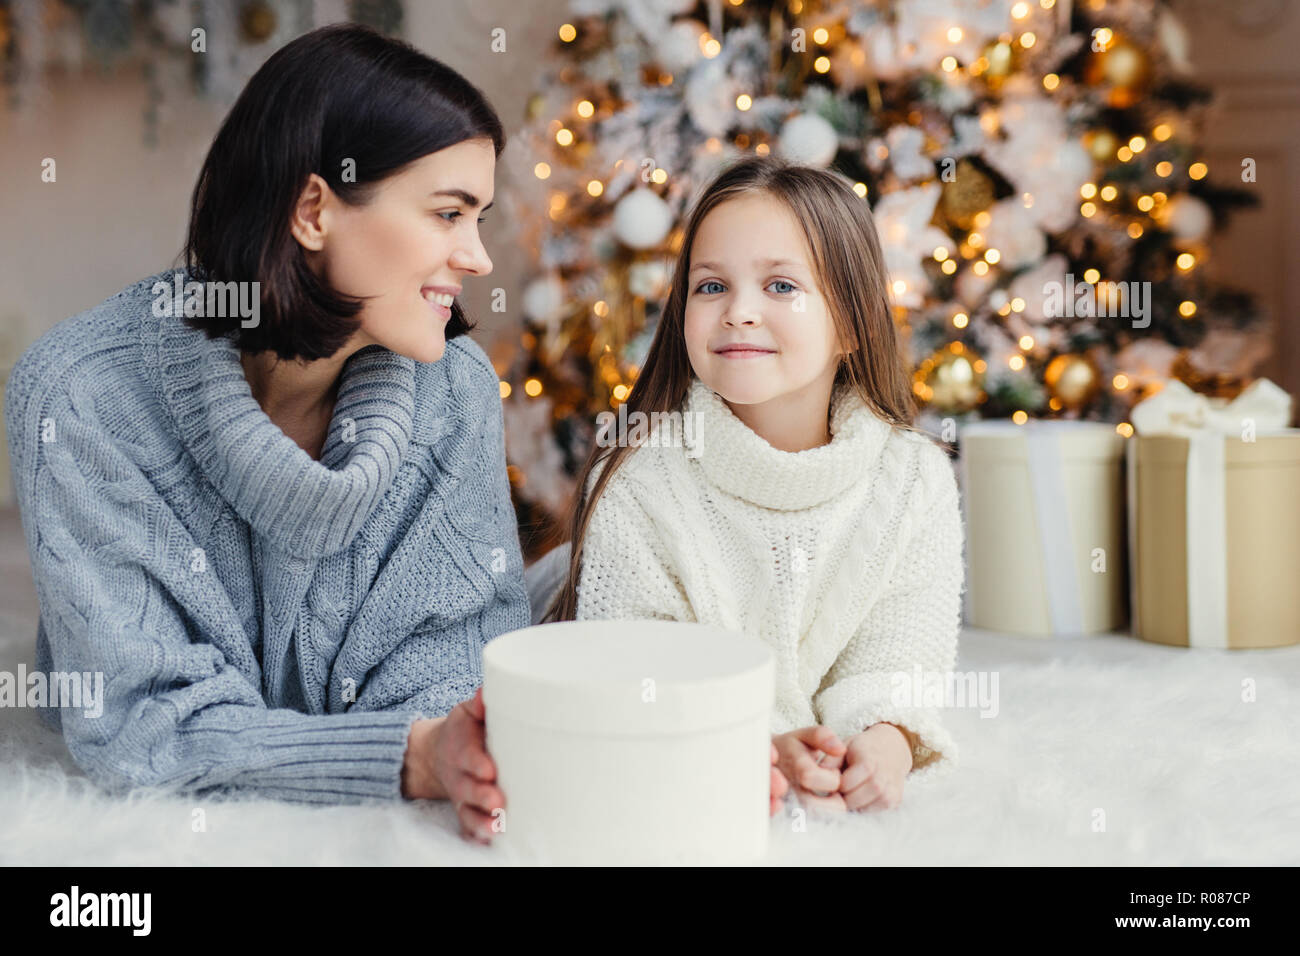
430,188,494,211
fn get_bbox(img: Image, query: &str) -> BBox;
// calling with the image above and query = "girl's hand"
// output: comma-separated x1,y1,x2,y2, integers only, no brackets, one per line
839,723,913,812
772,726,849,813
426,687,506,843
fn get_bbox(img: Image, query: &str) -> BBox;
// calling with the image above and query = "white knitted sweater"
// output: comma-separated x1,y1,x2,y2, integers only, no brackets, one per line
576,377,966,782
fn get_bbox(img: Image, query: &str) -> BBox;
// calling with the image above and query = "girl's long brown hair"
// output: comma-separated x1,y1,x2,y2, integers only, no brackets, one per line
543,155,925,623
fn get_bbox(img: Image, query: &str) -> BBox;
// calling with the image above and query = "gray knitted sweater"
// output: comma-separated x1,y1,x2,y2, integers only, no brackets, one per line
4,271,529,804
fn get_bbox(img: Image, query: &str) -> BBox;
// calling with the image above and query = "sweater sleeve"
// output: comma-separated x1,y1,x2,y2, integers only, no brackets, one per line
812,447,966,781
575,455,695,623
6,365,423,806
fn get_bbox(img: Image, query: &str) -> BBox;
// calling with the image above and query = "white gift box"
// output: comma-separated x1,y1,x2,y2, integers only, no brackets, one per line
959,420,1128,636
483,619,774,865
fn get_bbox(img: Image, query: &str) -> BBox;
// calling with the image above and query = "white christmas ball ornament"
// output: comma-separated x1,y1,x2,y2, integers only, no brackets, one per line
522,275,567,324
656,19,706,73
777,113,839,168
613,188,674,249
1159,194,1212,243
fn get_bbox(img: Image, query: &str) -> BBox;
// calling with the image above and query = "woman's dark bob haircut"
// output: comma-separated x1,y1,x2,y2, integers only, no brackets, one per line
183,22,505,360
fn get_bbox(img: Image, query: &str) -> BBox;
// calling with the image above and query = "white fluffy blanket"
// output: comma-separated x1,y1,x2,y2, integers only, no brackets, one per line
2,596,1297,865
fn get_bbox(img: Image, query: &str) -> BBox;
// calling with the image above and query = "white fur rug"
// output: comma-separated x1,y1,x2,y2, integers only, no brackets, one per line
3,596,1297,866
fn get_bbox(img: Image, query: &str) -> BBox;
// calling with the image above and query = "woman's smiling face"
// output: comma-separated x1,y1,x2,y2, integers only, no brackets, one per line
297,138,496,364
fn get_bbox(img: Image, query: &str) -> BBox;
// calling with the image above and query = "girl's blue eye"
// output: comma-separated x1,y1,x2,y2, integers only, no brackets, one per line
768,279,798,295
696,280,725,295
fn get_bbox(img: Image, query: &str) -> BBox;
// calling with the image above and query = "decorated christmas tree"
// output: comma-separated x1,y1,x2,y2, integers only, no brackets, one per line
497,0,1267,554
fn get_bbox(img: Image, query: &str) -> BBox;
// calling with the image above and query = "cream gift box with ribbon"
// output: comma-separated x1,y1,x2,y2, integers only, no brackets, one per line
959,420,1128,636
482,619,774,865
1127,378,1299,649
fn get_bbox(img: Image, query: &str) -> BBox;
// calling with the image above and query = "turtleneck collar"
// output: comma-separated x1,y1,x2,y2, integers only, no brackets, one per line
682,376,892,511
149,272,416,558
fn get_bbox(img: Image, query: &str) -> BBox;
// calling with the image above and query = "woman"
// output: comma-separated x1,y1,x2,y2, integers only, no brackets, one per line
4,24,519,842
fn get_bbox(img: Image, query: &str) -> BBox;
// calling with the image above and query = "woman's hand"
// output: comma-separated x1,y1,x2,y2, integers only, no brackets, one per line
769,742,789,816
839,722,913,812
402,687,506,843
772,726,848,813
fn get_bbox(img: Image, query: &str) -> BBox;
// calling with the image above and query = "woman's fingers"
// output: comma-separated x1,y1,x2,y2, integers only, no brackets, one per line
457,801,496,843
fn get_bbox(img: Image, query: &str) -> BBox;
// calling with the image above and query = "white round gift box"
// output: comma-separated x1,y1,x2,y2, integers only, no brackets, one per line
482,619,774,865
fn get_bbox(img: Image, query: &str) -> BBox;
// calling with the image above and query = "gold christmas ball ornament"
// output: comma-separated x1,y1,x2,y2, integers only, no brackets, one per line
915,342,986,414
984,40,1015,78
1084,128,1120,162
1085,34,1150,108
939,159,995,231
239,1,277,42
1044,352,1102,410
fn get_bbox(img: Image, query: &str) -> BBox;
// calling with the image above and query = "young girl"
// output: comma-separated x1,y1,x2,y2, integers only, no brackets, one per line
545,156,965,814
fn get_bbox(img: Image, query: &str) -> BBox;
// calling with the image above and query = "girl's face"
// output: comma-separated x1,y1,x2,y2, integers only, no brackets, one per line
303,138,496,364
683,192,843,409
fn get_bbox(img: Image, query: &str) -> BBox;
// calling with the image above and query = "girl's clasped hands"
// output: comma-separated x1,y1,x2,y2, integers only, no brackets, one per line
769,723,914,816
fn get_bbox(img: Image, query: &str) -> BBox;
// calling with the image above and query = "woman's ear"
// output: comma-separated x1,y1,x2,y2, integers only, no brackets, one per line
289,173,332,252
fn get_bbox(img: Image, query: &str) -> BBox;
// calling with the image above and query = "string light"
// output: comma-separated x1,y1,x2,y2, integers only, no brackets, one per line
587,179,603,197
953,311,969,327
853,182,868,198
1189,162,1208,180
948,27,963,42
1012,410,1029,424
973,260,989,275
1099,184,1118,201
1081,201,1097,217
1081,182,1097,199
1043,73,1060,90
1116,145,1133,162
1153,123,1173,141
1011,297,1026,312
499,381,512,399
942,56,958,72
1009,355,1025,370
1156,161,1172,177
558,23,576,42
813,27,829,44
735,93,752,110
1113,374,1129,390
577,99,594,118
593,300,609,317
651,168,668,184
1176,252,1195,270
533,162,551,179
1137,195,1154,211
814,55,831,73
1019,335,1034,350
985,248,1002,264
1084,268,1101,283
1127,222,1144,238
1020,32,1036,47
1179,300,1197,317
612,384,630,401
933,246,949,261
555,127,573,146
524,378,543,397
1116,422,1134,438
1012,1,1031,18
1128,135,1146,153
941,258,957,275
